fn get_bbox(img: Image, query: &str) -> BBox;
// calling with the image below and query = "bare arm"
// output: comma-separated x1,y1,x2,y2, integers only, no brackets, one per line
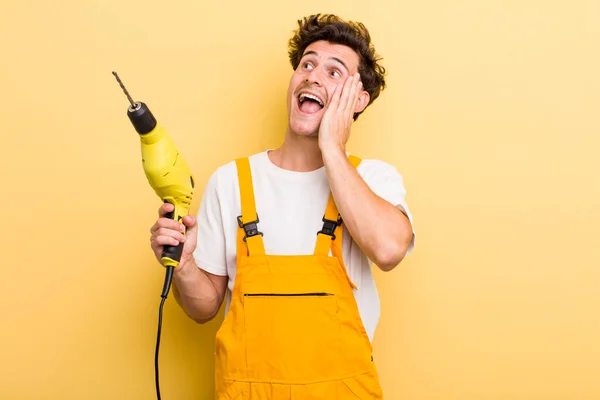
322,148,413,271
318,73,413,271
171,260,228,324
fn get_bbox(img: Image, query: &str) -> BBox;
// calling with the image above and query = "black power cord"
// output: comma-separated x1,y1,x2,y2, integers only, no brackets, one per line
155,296,166,400
155,265,175,400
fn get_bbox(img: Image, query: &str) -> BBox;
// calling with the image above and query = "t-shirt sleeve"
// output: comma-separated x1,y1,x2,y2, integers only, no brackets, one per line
357,159,416,255
192,169,229,276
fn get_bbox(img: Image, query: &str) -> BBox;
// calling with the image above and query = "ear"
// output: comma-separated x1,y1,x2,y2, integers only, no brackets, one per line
354,89,371,114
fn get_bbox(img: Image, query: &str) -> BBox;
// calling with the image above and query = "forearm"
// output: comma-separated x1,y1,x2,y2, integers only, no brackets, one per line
322,147,413,271
171,259,222,323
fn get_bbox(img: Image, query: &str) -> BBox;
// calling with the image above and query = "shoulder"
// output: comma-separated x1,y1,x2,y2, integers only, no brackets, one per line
206,151,267,191
353,155,406,183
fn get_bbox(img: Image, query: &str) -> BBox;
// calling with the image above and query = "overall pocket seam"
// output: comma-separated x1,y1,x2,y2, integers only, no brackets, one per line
216,380,249,400
340,371,383,400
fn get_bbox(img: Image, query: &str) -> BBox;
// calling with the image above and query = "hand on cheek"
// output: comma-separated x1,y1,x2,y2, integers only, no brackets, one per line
319,73,363,153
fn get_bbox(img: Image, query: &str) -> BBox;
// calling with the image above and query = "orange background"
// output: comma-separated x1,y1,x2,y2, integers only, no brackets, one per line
2,1,599,398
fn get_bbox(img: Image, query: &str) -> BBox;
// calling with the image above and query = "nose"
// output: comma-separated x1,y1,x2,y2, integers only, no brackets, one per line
305,66,323,86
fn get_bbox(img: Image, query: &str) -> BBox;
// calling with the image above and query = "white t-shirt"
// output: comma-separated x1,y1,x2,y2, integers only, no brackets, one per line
193,150,415,342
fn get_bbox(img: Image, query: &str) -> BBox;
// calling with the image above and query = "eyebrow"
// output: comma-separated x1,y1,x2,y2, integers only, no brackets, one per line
302,50,349,72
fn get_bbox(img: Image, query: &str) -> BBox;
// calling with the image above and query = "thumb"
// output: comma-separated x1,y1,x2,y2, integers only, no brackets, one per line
182,215,197,234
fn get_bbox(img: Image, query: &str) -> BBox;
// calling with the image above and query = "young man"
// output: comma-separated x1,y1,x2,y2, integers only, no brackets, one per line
150,14,415,399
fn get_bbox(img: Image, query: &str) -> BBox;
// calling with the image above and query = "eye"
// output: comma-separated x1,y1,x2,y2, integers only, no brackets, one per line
303,62,313,70
331,70,341,77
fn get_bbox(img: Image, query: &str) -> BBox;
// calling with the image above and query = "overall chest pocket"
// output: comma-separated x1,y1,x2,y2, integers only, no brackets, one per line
243,291,343,383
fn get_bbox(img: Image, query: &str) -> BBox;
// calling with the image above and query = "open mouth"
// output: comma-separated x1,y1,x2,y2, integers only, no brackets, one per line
297,92,325,114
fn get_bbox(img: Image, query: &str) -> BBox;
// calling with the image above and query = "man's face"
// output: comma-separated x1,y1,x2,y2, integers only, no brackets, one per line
287,40,362,137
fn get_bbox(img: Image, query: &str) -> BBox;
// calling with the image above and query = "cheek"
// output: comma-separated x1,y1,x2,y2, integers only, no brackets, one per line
324,83,337,101
286,81,296,109
287,79,298,98
287,75,305,103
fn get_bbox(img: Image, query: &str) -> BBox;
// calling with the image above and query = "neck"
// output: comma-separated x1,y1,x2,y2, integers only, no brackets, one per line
268,128,324,172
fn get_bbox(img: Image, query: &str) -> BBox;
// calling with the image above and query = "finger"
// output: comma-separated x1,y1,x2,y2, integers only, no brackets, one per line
345,73,360,114
152,218,184,234
152,217,185,234
153,227,187,243
158,202,174,217
152,234,182,248
182,215,196,228
337,75,354,112
182,216,198,239
348,76,362,116
151,232,186,250
325,83,343,112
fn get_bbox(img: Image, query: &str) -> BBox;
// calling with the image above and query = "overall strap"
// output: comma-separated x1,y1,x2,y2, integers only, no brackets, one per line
235,158,266,258
314,154,363,258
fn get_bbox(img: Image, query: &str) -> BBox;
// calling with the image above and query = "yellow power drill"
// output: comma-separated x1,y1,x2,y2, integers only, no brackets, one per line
112,71,194,399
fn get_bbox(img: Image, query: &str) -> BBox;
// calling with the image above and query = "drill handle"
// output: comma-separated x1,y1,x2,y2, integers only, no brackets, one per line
162,222,184,264
159,200,190,299
161,205,185,268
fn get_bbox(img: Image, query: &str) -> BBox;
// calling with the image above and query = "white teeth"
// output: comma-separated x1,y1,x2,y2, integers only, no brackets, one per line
299,93,324,107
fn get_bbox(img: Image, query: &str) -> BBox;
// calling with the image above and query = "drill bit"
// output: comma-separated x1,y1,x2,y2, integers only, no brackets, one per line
112,71,136,108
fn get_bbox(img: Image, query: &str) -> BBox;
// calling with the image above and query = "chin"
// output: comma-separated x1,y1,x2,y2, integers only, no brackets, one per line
289,119,320,137
288,110,324,138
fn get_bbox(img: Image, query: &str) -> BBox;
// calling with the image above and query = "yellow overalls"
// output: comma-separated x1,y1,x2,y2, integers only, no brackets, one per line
214,155,384,399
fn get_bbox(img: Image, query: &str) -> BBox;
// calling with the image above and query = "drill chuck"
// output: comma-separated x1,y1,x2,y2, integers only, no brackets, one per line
128,102,158,135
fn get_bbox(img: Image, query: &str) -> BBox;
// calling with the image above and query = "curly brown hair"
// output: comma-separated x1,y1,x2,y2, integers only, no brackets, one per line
288,14,387,120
